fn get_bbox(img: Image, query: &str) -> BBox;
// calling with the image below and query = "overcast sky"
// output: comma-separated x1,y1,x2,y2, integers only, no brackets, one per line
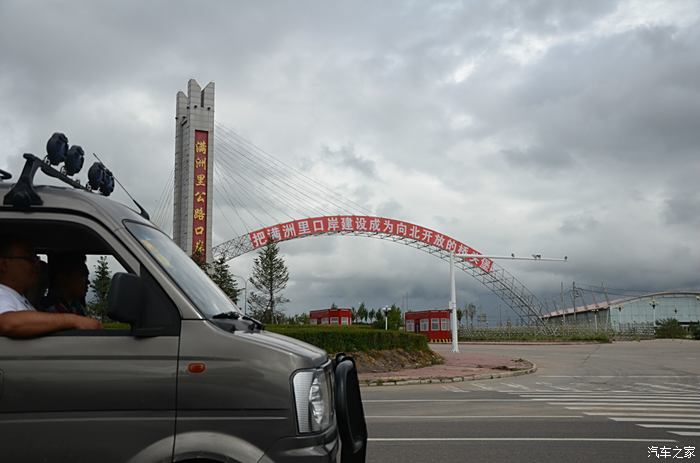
2,1,699,321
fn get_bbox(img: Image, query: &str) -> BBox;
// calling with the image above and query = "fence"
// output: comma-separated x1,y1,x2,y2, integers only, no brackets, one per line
458,324,655,342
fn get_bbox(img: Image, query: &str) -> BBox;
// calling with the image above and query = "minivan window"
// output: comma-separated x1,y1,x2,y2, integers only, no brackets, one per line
125,222,240,318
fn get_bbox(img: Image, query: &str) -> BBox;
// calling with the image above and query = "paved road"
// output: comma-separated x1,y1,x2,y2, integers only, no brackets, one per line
363,340,700,462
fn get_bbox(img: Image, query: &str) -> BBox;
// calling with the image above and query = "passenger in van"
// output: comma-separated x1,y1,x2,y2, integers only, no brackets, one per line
41,254,89,316
25,259,49,308
0,234,101,338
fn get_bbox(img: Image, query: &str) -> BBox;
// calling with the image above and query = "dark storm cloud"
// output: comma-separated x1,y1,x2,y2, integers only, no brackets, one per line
2,0,699,315
559,213,600,234
664,196,700,227
501,146,577,172
319,144,377,178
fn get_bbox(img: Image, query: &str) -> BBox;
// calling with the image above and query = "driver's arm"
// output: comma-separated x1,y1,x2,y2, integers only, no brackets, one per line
0,310,102,338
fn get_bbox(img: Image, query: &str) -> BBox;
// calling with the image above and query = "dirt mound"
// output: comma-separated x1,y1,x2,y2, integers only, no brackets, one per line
345,349,443,374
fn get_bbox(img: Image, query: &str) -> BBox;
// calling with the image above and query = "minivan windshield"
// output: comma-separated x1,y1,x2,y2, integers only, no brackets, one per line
125,222,241,318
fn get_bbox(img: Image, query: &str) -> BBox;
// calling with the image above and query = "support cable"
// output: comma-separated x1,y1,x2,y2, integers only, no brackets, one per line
214,142,325,220
215,131,344,217
216,123,371,215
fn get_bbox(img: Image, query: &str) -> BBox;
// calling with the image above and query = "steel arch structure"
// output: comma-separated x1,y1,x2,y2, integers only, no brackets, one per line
212,215,550,328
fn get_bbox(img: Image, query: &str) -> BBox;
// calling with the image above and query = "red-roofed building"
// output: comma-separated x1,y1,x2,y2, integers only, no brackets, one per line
309,308,353,326
404,309,451,342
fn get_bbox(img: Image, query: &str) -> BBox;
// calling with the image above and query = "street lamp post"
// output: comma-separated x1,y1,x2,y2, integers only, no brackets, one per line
449,253,458,353
617,306,623,331
649,298,657,329
383,306,389,330
231,274,248,315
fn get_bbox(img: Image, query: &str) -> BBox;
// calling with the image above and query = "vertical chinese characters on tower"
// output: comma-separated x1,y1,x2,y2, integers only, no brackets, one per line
192,130,208,261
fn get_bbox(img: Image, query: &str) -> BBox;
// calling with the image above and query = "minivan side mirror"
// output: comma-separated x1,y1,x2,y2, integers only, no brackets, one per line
107,272,143,326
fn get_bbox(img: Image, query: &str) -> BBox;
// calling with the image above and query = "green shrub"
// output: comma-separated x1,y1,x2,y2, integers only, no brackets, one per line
267,325,429,353
655,318,686,339
688,322,700,340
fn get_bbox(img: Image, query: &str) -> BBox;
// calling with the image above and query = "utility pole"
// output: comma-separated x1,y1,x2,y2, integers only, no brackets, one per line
590,289,599,331
571,281,577,324
449,253,459,353
561,282,566,325
602,282,611,329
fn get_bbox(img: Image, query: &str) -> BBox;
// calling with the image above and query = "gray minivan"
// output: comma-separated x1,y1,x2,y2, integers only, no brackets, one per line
0,151,367,462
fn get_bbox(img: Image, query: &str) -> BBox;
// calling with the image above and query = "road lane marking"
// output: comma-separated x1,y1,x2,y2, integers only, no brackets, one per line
521,394,700,399
366,415,583,419
567,406,700,411
363,399,531,403
541,375,700,378
583,413,700,418
639,424,700,429
528,400,700,405
368,438,677,442
552,402,700,410
669,431,700,436
635,382,688,391
469,383,494,391
666,382,700,391
499,382,530,390
611,418,700,423
441,385,469,393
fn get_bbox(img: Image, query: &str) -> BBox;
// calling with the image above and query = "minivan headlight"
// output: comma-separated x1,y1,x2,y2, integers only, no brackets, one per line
292,367,333,433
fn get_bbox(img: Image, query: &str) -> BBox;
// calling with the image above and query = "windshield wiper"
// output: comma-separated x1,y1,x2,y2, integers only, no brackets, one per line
212,311,241,319
211,311,264,331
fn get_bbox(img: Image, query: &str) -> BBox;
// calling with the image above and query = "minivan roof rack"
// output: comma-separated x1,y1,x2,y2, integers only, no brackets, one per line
4,153,90,208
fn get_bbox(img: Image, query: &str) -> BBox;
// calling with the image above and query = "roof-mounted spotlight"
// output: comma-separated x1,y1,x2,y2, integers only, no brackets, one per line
46,132,68,165
64,145,85,176
87,162,114,196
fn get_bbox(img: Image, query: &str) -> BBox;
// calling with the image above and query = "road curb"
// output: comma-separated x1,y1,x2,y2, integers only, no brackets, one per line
359,362,538,387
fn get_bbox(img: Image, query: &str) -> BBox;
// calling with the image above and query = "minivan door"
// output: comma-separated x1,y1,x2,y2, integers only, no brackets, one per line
0,333,179,463
0,216,180,463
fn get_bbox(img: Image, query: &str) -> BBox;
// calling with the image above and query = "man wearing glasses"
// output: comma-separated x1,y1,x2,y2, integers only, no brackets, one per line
0,234,101,337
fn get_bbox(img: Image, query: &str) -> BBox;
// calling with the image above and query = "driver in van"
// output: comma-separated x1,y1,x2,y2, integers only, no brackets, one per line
0,234,102,338
41,253,89,316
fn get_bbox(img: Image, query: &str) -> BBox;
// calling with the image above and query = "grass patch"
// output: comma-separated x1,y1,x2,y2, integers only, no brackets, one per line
267,324,430,353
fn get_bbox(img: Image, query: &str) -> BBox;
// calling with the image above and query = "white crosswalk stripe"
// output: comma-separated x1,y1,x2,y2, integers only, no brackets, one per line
512,384,700,437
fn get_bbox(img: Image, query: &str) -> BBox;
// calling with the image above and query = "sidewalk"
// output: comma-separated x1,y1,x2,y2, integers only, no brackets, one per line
358,343,536,386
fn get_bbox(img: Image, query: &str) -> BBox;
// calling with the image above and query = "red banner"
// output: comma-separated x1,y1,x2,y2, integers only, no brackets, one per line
192,130,208,261
248,216,493,273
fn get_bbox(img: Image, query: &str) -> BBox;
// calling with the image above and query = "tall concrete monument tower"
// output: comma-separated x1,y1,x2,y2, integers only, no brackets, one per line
173,79,215,263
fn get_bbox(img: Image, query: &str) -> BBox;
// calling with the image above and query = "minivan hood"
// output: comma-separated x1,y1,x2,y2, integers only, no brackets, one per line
253,330,329,366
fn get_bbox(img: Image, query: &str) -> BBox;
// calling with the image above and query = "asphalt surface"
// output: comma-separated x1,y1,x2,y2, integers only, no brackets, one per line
362,340,700,463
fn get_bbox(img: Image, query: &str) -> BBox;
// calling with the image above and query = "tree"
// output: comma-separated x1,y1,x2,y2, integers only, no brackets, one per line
368,308,376,323
289,313,309,325
191,251,239,305
88,256,111,320
456,308,463,326
247,241,289,324
373,309,385,329
331,302,338,309
350,306,357,322
191,247,209,272
386,304,402,330
466,302,477,330
209,256,240,304
357,302,368,324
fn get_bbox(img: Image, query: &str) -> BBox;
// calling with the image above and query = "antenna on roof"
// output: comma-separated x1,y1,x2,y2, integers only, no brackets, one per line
92,152,150,220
